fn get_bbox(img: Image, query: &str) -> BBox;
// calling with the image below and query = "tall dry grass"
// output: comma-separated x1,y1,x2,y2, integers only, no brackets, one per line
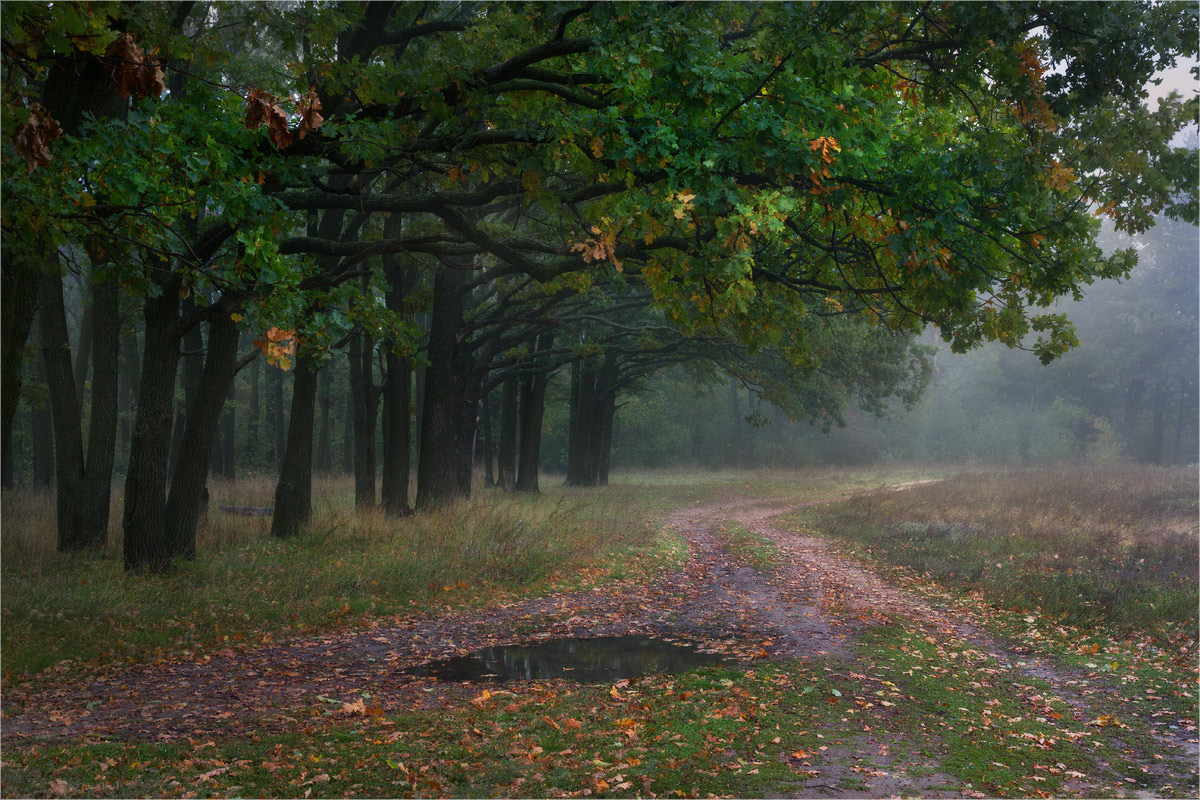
0,474,672,680
810,463,1199,636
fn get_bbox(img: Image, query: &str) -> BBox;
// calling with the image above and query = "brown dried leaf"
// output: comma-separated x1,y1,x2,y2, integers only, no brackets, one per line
105,33,164,99
11,104,62,173
296,88,324,140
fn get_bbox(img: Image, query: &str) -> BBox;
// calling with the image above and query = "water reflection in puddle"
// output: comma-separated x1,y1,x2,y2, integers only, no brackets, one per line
405,635,734,683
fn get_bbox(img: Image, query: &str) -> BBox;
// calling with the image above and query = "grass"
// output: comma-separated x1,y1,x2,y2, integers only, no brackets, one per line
716,520,778,573
802,465,1198,639
795,463,1200,728
3,464,1195,798
0,474,712,684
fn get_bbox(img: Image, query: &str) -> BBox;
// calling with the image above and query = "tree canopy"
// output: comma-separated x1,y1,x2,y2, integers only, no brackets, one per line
2,1,1196,566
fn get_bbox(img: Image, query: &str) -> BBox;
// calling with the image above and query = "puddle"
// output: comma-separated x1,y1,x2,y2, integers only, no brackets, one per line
404,635,734,683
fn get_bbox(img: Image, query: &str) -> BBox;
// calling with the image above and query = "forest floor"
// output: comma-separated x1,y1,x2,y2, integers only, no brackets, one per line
2,476,1197,798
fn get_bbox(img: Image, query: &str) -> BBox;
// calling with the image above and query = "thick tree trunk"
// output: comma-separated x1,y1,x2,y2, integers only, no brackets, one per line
119,327,139,467
38,271,88,549
272,354,319,537
169,300,203,480
515,334,553,494
1,261,40,488
123,273,182,571
497,377,518,491
75,273,119,546
380,242,413,516
162,313,240,560
416,263,470,509
566,359,599,486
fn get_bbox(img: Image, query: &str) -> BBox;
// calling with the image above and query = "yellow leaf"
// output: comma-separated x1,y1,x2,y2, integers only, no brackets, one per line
230,313,245,323
590,137,604,158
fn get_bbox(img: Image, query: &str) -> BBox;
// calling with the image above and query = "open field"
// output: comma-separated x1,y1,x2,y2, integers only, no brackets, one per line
2,465,1196,798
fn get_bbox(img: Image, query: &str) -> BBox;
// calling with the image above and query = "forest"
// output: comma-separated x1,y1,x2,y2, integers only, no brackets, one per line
2,2,1197,798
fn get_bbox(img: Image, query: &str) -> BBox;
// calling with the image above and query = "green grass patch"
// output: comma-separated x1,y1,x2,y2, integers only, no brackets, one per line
716,520,778,573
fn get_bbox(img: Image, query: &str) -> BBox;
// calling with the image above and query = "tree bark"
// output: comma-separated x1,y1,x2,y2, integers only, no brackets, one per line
119,327,140,470
315,360,332,474
497,377,518,491
272,353,319,537
162,312,240,560
72,289,94,415
341,368,354,474
482,390,496,488
169,299,203,481
416,262,471,509
38,270,88,549
75,271,119,546
2,261,40,488
380,236,413,516
123,272,182,571
349,328,380,508
566,358,600,486
516,334,553,494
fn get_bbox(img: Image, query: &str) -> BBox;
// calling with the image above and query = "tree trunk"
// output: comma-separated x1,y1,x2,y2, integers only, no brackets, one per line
1173,386,1188,464
729,379,744,468
38,271,88,549
72,291,94,415
31,335,55,490
315,360,332,474
123,273,182,571
162,312,240,560
416,262,470,509
498,377,518,491
169,299,203,481
566,358,599,486
482,390,496,488
118,327,140,471
1,261,40,488
341,368,354,475
381,241,413,516
272,353,319,537
75,271,119,546
349,329,380,508
515,334,553,494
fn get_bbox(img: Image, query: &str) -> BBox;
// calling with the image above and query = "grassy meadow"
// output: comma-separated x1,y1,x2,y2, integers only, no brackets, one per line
2,463,1196,798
